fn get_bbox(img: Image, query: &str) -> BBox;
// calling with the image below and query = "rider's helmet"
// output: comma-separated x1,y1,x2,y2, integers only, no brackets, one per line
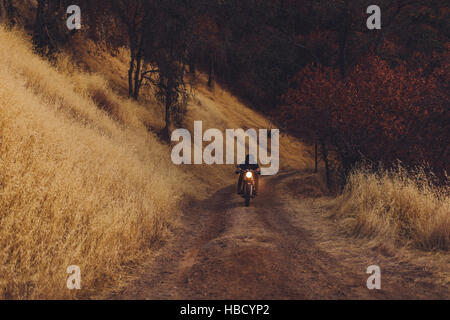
245,154,255,164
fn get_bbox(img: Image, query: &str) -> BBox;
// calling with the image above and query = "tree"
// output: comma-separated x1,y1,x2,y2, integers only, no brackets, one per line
32,0,74,55
277,0,448,186
110,0,150,99
280,51,449,186
0,0,6,23
76,0,196,135
280,63,339,189
0,0,15,27
142,0,194,141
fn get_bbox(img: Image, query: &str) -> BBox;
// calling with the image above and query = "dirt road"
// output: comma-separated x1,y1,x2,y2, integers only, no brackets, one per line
111,171,449,300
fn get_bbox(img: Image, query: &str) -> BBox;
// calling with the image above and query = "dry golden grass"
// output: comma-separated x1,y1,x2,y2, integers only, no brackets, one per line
333,166,450,251
0,26,192,299
0,26,311,299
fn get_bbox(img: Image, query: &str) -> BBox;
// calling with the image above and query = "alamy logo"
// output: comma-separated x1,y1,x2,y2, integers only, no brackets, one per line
171,121,279,176
366,265,381,290
66,5,81,30
367,5,382,30
66,265,81,290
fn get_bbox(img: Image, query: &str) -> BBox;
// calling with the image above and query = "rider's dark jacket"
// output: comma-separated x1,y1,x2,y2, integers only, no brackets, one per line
238,162,260,171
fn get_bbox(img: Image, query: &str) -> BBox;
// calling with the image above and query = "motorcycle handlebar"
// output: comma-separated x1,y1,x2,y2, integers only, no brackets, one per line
235,168,261,175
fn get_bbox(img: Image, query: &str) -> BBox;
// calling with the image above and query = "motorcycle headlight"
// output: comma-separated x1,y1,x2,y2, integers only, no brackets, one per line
246,172,253,179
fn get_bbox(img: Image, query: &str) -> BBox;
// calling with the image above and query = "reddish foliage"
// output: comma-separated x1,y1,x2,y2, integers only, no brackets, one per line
280,52,449,178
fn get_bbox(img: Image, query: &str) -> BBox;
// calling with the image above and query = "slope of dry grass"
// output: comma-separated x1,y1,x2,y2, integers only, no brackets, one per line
0,27,194,299
0,26,312,299
69,36,314,190
333,166,450,251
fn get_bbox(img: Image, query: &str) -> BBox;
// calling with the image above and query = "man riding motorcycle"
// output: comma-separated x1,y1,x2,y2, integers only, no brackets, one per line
236,154,260,196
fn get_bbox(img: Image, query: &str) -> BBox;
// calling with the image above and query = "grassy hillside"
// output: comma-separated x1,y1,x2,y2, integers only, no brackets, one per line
0,26,194,299
0,26,311,299
66,35,313,190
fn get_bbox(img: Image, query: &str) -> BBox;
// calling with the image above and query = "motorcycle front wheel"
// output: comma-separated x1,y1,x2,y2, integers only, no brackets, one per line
244,184,251,207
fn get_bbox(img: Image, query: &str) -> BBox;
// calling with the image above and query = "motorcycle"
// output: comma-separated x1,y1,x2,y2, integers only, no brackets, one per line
236,167,258,207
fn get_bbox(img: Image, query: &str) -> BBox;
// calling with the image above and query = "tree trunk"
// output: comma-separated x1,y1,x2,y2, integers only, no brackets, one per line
33,0,46,52
132,35,145,100
337,1,349,78
0,0,7,23
189,61,195,74
321,141,331,191
0,0,14,26
133,54,142,100
208,52,215,89
314,140,318,173
128,50,135,98
338,34,347,78
162,84,172,142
